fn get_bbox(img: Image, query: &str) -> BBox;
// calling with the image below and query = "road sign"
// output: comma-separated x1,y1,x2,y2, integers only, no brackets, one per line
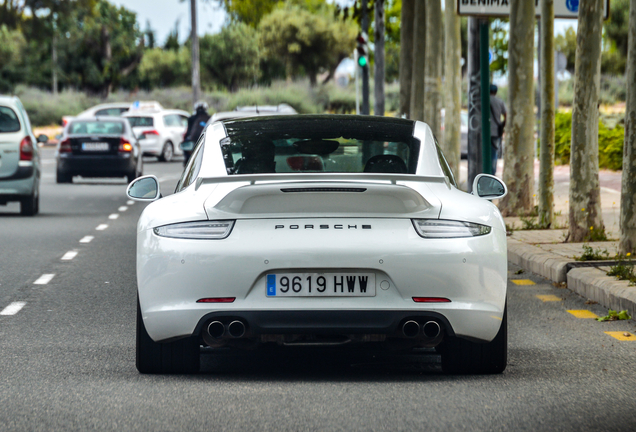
457,0,610,20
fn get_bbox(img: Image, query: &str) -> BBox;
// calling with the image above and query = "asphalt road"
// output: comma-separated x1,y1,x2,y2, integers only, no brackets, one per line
1,147,635,431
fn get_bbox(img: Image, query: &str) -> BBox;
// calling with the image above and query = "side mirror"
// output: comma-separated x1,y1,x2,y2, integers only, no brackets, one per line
37,134,49,143
472,174,507,200
180,140,194,151
126,175,161,201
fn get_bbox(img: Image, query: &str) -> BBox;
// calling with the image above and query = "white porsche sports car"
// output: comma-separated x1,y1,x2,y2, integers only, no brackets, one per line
127,115,509,375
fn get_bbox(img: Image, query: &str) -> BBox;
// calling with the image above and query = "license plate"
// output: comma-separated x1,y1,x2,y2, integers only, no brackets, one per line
82,142,109,151
266,273,376,297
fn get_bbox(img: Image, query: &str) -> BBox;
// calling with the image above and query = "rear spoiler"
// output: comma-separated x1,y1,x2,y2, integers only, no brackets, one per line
195,173,447,190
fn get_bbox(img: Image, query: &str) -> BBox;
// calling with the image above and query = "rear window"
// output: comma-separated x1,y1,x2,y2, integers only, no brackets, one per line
221,116,418,175
95,108,128,117
69,120,125,135
126,116,154,127
0,106,21,133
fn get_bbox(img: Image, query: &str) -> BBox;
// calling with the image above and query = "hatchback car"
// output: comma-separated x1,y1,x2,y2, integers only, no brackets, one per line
0,95,41,216
56,117,142,183
123,103,189,162
127,115,508,375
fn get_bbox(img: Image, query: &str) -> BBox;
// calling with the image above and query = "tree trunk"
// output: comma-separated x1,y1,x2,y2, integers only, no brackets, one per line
499,0,535,216
190,0,201,105
619,0,636,254
399,0,415,118
374,0,385,116
538,0,555,227
409,0,426,121
423,0,442,139
443,0,461,180
568,0,604,242
52,31,58,96
361,0,370,115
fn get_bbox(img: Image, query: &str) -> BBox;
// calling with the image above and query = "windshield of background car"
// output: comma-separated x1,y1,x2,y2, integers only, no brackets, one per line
95,107,129,116
126,116,154,127
69,120,125,135
0,106,21,133
221,116,419,175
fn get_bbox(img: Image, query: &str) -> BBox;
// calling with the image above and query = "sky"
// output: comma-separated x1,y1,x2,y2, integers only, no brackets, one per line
111,0,227,45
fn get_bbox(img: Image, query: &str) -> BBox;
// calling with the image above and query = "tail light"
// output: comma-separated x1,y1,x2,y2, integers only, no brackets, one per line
59,138,72,153
119,138,133,152
19,136,34,161
144,130,159,136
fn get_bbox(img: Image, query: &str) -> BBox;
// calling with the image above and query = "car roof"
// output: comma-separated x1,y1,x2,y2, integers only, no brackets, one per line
0,95,19,106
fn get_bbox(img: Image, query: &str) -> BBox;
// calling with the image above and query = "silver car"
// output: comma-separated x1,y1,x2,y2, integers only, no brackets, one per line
0,96,42,216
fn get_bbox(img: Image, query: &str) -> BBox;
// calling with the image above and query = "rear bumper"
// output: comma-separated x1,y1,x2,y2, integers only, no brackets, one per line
0,163,37,201
57,154,135,176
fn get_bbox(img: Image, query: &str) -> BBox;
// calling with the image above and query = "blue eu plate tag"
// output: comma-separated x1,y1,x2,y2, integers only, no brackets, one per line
267,275,276,296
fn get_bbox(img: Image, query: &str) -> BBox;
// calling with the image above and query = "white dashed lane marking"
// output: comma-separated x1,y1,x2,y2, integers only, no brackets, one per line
118,206,128,212
0,302,26,316
34,274,55,285
61,251,78,261
126,200,134,205
80,236,94,243
96,224,108,231
108,214,119,220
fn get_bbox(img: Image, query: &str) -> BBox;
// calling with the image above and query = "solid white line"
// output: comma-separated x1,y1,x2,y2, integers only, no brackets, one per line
96,224,108,231
126,200,134,205
34,274,55,285
0,302,26,316
118,206,128,212
61,251,78,261
80,236,94,243
108,214,119,220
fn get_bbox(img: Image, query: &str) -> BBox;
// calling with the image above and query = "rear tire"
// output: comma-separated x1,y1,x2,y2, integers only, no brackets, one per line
440,304,507,374
136,298,200,374
20,191,39,216
158,142,173,162
56,170,72,184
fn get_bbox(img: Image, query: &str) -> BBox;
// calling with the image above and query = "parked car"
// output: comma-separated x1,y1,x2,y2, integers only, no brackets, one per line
123,102,189,162
56,117,142,183
0,95,42,216
127,114,509,375
61,102,131,127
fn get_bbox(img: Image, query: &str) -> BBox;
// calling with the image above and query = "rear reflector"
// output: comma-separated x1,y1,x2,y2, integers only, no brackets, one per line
197,297,235,303
412,297,451,303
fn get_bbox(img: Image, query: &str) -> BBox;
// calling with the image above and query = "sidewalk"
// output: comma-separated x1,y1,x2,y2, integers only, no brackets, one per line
479,160,636,318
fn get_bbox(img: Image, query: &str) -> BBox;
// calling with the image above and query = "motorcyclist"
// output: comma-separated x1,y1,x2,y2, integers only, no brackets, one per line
181,101,211,166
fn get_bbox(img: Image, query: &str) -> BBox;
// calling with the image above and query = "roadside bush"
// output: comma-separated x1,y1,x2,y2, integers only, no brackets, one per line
554,110,624,170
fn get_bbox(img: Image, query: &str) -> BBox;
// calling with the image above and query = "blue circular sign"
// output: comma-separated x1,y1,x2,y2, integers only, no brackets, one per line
566,0,579,13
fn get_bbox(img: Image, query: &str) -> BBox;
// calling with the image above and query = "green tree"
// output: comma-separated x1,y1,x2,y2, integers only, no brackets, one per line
259,5,356,85
0,24,26,92
555,26,577,74
199,23,260,91
138,47,191,89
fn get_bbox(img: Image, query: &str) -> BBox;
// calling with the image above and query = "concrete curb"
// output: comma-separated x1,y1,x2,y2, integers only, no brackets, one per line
507,239,570,283
568,267,636,318
508,238,636,316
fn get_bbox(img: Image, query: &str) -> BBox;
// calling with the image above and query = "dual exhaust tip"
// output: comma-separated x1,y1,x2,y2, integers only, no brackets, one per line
402,320,441,339
207,320,246,339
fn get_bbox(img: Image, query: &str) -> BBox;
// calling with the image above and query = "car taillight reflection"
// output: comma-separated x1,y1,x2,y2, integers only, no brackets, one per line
19,136,33,161
59,138,72,153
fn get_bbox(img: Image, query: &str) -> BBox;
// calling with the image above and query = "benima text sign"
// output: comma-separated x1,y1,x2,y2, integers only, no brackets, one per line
457,0,609,20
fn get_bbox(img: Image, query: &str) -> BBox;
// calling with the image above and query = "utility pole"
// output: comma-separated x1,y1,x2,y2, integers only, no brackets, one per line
467,18,482,192
52,13,58,96
190,0,201,106
361,0,370,115
374,0,385,116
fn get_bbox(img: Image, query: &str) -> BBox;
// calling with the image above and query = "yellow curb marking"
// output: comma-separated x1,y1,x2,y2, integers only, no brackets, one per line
512,279,536,285
567,310,599,319
536,295,562,302
605,331,636,341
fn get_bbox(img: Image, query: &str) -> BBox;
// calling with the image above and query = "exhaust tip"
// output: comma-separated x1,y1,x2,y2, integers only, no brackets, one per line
228,320,246,338
207,321,225,339
402,320,420,338
422,321,441,338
